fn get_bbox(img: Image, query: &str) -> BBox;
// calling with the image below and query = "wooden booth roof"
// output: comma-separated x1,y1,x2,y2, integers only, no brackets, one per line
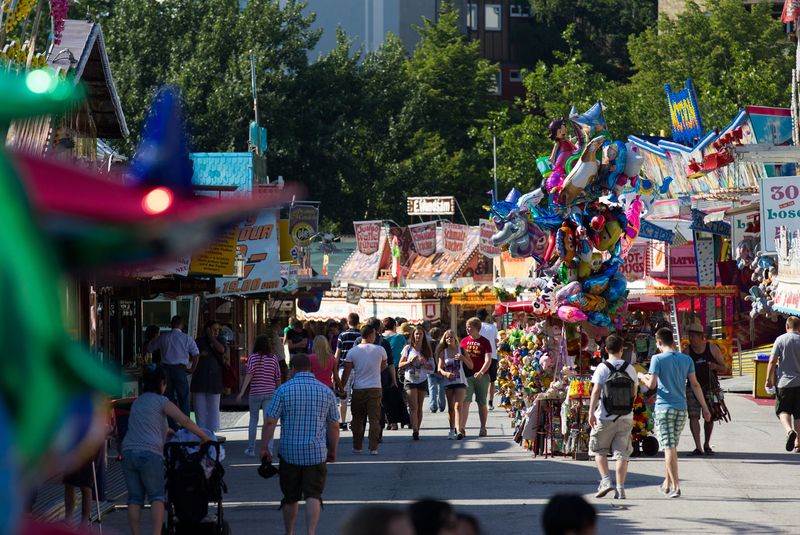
48,19,128,139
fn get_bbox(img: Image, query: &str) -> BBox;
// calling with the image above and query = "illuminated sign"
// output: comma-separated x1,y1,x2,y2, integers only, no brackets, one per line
665,79,704,146
407,196,455,216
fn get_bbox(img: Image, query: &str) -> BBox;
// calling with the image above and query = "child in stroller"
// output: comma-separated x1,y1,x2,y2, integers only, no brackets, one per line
164,429,229,535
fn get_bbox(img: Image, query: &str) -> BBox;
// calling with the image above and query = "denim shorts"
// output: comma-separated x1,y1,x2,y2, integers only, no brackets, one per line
122,450,165,505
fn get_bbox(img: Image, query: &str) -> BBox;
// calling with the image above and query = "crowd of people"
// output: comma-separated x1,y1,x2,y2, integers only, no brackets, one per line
61,312,800,534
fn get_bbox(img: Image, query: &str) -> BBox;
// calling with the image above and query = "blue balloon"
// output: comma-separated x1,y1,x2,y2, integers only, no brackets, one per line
588,312,612,328
604,272,628,302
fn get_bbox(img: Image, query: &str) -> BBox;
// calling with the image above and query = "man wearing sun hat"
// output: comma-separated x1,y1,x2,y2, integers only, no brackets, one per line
685,319,727,456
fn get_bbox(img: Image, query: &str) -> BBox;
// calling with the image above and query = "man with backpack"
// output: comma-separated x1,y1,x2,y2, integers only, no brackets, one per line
588,334,638,500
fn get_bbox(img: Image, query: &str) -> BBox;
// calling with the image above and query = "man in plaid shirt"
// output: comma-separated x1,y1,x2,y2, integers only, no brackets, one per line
261,354,340,535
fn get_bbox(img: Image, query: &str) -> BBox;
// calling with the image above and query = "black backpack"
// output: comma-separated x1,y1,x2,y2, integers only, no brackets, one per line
601,361,635,420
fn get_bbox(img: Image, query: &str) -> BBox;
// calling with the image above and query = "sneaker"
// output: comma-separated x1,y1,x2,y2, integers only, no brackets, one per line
456,432,464,440
489,401,495,411
786,430,797,452
614,488,626,500
339,422,348,431
659,482,671,495
369,449,379,456
243,448,255,458
448,429,456,440
479,428,488,437
412,431,420,441
667,488,681,499
352,448,363,454
595,480,614,498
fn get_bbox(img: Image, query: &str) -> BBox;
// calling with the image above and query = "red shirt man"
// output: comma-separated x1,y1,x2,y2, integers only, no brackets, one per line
459,317,493,437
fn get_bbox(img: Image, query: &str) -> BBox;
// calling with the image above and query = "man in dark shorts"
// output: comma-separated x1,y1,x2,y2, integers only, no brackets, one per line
766,316,800,452
684,320,727,455
261,354,340,534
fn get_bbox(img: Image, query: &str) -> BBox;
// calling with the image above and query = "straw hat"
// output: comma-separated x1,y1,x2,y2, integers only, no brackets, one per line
687,320,705,335
398,322,415,336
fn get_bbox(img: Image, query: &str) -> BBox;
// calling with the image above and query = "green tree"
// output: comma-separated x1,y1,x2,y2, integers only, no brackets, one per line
383,1,499,224
614,0,792,135
528,0,658,80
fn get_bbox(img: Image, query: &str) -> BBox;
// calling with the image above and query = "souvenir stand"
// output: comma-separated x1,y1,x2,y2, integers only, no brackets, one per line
488,103,648,459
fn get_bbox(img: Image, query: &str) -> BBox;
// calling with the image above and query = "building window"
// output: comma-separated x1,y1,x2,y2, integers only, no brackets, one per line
490,72,502,95
509,69,522,82
485,4,502,31
510,3,532,17
466,3,478,30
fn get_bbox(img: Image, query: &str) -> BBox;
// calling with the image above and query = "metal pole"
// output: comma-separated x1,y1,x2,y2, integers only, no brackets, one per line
492,135,498,199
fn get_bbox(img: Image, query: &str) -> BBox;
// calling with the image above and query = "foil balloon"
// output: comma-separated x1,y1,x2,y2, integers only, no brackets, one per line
604,272,628,302
543,232,557,263
576,236,594,278
555,223,575,263
555,280,583,303
558,305,588,323
559,136,605,206
587,312,613,328
594,218,624,251
621,196,643,254
565,292,607,312
583,272,611,295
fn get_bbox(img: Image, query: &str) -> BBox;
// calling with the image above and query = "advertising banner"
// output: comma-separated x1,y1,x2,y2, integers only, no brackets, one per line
665,79,704,146
212,209,281,296
639,219,675,243
354,221,382,255
189,225,238,276
746,106,795,177
760,176,800,254
407,196,455,216
620,244,647,282
478,219,501,257
409,221,437,257
346,284,364,305
442,222,469,253
288,204,319,247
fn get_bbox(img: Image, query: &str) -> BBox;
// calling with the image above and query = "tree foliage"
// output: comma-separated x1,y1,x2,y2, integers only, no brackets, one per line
90,0,792,231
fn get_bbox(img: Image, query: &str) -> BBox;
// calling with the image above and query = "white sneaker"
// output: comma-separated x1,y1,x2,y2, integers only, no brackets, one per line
244,448,255,457
448,429,456,440
614,488,626,500
595,479,614,498
369,449,378,455
352,449,363,454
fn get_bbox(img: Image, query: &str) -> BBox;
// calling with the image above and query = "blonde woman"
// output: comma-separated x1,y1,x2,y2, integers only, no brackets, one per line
436,330,473,440
309,335,338,389
398,325,434,440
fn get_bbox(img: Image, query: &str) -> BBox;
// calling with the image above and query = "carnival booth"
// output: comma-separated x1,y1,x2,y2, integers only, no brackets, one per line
301,224,494,327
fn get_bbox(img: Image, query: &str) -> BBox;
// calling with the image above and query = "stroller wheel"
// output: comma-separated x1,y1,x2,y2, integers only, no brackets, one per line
218,520,231,535
631,440,641,458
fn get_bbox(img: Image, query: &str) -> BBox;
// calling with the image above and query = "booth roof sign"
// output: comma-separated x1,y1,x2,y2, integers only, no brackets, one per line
407,196,455,216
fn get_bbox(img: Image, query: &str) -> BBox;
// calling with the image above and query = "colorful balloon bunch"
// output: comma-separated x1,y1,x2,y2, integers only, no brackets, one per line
490,110,647,334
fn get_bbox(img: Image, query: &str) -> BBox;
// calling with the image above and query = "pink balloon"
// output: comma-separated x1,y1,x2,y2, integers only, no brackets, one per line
555,281,582,304
557,305,588,323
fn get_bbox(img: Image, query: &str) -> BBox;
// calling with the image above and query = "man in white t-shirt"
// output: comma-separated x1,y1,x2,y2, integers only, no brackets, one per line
341,324,387,455
477,309,499,410
588,334,638,500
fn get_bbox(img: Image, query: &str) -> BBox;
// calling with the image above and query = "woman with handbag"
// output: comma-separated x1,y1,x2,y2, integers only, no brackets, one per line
237,334,282,457
398,326,434,440
191,320,226,432
436,329,473,440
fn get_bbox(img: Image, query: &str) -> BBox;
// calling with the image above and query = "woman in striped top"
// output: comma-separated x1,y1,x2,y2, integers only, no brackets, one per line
237,334,282,457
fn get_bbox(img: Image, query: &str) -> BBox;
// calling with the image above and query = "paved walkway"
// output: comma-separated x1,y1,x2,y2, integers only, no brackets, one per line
94,393,799,534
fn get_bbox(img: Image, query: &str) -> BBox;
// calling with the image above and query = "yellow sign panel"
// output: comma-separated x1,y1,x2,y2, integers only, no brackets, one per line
189,226,238,276
279,219,294,262
450,292,498,306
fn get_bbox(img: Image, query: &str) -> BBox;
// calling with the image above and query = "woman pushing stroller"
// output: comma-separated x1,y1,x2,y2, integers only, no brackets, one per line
122,364,211,535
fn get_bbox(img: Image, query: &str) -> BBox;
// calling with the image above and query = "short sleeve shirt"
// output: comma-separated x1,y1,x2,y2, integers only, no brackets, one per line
345,343,387,389
460,336,492,377
266,373,339,466
401,346,434,385
772,332,800,388
591,359,638,420
385,333,407,368
649,351,696,411
480,322,499,360
247,353,282,396
336,329,361,368
122,393,169,457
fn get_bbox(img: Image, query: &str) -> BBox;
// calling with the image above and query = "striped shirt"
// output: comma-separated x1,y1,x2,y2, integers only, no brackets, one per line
266,372,339,465
336,328,361,368
247,353,282,396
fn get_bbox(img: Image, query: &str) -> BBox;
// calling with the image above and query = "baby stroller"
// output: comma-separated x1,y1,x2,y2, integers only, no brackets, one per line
164,436,229,535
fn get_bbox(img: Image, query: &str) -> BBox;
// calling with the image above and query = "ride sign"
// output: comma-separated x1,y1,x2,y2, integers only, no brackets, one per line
760,176,800,254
